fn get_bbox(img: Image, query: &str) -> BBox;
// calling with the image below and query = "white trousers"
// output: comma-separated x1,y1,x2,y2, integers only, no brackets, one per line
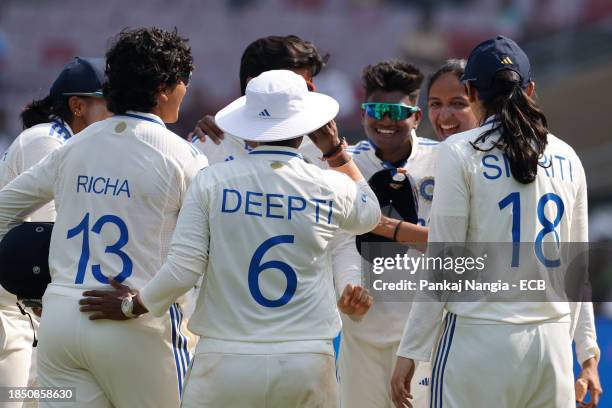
37,293,194,408
430,313,574,408
338,330,431,408
0,306,39,408
181,341,338,408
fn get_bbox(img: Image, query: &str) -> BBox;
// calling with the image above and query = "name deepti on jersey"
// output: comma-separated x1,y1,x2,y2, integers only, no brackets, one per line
76,175,131,197
481,153,574,182
220,188,334,224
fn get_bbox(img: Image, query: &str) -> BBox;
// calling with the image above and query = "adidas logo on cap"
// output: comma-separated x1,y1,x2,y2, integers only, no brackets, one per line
258,109,271,117
500,56,513,65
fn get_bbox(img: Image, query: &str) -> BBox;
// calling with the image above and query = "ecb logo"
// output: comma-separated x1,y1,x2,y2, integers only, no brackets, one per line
419,177,434,201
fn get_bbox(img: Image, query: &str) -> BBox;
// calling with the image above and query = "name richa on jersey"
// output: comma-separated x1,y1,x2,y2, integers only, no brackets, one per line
76,175,131,197
372,279,512,293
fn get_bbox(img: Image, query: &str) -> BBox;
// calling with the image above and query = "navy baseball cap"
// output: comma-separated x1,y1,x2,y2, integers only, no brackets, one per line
0,222,53,303
461,35,531,90
49,57,106,100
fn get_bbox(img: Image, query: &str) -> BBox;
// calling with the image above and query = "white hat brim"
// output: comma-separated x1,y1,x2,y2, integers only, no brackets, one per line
214,92,339,142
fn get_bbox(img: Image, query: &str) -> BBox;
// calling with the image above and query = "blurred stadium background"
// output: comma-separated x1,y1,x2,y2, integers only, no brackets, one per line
1,0,611,402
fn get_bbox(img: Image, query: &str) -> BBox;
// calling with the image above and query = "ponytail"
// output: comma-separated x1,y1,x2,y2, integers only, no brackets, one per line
471,70,548,184
20,95,74,130
20,96,54,129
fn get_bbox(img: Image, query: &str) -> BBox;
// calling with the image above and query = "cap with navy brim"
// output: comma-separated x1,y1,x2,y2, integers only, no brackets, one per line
49,57,106,100
215,70,339,142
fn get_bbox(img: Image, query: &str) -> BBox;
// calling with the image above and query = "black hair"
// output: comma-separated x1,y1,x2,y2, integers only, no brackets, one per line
239,35,329,95
426,59,466,96
104,27,194,114
20,95,73,129
470,70,548,184
362,60,424,102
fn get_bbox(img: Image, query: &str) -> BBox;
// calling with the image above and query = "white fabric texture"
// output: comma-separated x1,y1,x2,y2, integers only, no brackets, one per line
139,145,380,346
398,123,599,366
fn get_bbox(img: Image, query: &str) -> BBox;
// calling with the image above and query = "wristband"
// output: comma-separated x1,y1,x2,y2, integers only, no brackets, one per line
327,151,352,168
322,137,347,159
392,221,402,242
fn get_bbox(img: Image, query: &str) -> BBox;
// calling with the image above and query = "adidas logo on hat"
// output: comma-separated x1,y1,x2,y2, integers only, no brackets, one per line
258,109,271,117
500,56,513,65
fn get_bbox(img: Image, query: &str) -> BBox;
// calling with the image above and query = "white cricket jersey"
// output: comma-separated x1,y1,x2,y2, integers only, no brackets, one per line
336,131,438,347
194,133,327,168
348,130,438,226
0,120,72,306
0,112,208,301
398,120,596,361
139,145,381,350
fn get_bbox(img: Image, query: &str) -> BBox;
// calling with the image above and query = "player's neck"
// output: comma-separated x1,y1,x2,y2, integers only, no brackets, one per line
376,142,412,165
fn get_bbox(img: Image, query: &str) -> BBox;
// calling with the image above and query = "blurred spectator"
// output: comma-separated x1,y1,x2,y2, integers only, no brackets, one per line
589,206,612,318
0,109,11,154
401,4,448,72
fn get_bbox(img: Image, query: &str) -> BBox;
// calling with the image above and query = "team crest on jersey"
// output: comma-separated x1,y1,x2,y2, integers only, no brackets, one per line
419,177,435,201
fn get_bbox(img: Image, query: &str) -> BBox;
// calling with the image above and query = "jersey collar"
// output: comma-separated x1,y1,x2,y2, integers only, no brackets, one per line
51,119,73,141
482,115,498,128
365,129,420,170
248,145,305,161
119,111,166,128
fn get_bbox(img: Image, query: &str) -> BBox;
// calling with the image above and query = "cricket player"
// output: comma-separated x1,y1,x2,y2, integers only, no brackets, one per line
187,35,368,321
0,56,110,406
391,36,600,408
190,35,327,167
79,69,381,407
0,27,207,407
424,57,602,406
334,60,435,408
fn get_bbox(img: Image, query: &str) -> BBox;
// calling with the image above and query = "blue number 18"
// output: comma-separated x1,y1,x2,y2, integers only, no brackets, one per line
498,192,564,267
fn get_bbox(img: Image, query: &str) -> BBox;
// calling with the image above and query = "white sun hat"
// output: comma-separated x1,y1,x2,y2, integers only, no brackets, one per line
214,70,340,142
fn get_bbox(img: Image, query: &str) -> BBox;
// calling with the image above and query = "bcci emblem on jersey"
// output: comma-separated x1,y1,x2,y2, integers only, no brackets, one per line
418,177,434,202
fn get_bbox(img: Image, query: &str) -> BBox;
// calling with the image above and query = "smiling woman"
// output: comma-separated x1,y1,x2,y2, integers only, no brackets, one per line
426,59,478,140
361,60,424,163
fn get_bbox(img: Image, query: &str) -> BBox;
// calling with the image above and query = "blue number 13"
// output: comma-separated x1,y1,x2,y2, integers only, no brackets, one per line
67,213,133,284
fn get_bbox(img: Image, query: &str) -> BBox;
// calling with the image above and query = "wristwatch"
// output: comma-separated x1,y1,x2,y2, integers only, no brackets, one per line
121,294,138,318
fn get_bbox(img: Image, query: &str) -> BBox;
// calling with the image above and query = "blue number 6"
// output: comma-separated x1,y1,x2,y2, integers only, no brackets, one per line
248,235,297,307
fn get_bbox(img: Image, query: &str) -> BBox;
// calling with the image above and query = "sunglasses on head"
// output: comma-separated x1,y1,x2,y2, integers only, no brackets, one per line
361,102,420,121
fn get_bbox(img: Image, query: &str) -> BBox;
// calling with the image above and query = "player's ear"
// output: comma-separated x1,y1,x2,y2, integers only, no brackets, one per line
526,81,536,98
68,96,84,118
465,81,478,104
413,109,422,129
157,84,170,104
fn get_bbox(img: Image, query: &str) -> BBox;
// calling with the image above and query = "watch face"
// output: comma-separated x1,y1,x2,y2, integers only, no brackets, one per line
121,296,133,316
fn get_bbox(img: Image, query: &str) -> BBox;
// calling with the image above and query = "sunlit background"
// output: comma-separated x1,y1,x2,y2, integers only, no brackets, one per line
1,0,611,402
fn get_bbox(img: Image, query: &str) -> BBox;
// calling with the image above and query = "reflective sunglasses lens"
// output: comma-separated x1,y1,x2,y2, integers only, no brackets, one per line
363,104,382,120
388,105,417,121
